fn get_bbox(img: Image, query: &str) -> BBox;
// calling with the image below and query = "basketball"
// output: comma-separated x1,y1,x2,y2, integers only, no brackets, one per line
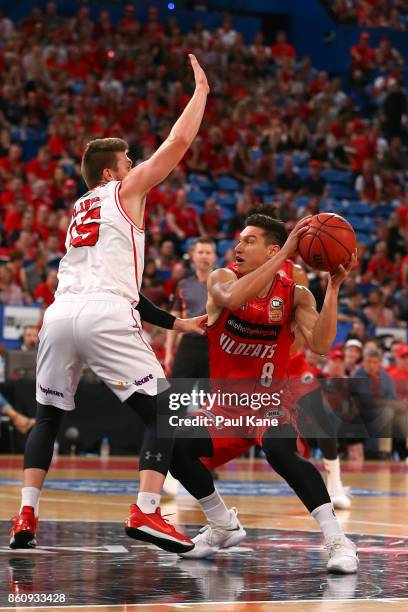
298,213,356,274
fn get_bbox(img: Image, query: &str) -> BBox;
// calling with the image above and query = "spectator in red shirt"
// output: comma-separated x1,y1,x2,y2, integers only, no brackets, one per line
271,31,296,65
366,241,395,283
166,189,204,243
350,32,375,71
0,144,24,179
26,147,57,183
388,344,408,379
200,197,222,239
33,268,58,306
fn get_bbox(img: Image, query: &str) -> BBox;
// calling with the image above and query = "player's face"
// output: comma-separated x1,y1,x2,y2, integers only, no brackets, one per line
110,152,132,181
235,226,279,275
192,243,216,272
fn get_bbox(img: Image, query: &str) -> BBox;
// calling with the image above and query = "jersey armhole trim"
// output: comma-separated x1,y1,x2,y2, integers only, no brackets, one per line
287,281,296,341
206,307,226,331
115,182,145,233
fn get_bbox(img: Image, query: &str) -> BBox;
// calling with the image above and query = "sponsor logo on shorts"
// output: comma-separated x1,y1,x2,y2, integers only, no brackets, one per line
39,384,64,398
134,373,154,386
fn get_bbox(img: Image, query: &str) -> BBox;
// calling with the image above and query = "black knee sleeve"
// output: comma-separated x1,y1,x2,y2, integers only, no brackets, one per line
126,390,175,476
170,430,214,499
262,425,331,513
24,403,64,471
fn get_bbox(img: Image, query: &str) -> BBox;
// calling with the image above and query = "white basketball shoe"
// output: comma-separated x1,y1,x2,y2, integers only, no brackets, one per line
179,508,246,559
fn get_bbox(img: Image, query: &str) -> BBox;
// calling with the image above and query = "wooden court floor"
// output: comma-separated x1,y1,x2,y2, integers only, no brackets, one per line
0,454,407,611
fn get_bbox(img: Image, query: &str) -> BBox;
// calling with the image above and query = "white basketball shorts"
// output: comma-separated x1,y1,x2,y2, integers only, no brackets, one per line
36,295,167,411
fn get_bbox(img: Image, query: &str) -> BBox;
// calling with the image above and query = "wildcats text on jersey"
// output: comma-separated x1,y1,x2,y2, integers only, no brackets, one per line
220,333,277,359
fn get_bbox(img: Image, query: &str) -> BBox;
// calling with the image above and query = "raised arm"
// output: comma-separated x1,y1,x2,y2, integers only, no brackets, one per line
294,254,357,354
120,55,209,225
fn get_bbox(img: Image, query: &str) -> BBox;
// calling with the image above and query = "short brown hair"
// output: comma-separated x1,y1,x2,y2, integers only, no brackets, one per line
81,138,128,188
192,236,216,249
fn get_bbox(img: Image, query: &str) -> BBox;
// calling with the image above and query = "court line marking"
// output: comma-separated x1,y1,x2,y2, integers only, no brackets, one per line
0,598,407,610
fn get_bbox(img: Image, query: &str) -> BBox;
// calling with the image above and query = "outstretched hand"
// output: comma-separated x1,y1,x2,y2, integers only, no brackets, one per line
189,54,210,94
173,314,208,335
329,250,358,289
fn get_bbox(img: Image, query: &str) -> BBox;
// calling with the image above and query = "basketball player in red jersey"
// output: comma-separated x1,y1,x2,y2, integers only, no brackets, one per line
280,260,352,509
170,210,358,573
9,55,208,554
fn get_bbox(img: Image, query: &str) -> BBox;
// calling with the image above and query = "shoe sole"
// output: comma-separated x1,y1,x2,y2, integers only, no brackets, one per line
125,527,194,554
9,531,36,550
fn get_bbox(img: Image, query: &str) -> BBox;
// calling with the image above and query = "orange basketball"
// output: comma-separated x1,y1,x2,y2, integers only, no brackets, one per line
298,213,356,274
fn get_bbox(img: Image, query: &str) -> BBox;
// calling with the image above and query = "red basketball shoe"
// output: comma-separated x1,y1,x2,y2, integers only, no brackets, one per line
9,506,38,549
125,504,194,553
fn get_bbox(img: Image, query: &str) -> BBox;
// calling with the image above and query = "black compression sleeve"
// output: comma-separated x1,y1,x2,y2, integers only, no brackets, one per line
136,293,176,329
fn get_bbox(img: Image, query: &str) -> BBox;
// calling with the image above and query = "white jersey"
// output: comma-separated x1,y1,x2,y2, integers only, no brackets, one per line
56,180,145,305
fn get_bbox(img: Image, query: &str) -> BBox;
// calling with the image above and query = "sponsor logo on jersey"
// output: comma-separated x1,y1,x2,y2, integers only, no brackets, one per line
134,373,154,386
39,384,64,398
225,313,281,341
269,296,284,323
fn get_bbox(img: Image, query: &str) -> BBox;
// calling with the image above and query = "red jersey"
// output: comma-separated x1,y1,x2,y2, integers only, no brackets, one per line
279,258,295,279
208,272,295,383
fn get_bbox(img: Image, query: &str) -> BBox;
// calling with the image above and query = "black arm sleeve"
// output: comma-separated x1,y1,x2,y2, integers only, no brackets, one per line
136,294,176,329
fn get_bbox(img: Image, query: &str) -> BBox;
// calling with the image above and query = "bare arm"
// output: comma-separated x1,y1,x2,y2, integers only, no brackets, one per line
120,55,209,225
294,254,357,354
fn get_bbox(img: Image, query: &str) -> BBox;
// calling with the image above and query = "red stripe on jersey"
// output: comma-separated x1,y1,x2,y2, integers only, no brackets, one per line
130,227,139,292
114,182,144,233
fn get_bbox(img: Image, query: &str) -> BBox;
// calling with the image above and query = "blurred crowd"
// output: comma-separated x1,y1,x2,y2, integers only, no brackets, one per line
330,0,408,28
0,3,406,407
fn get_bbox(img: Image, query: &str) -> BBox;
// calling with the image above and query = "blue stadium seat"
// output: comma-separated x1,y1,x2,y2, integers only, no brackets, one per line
356,233,374,245
187,190,207,206
322,169,352,185
293,196,309,209
217,239,235,257
348,216,376,233
375,203,393,220
181,237,198,253
333,321,352,346
347,202,373,217
297,168,310,181
188,174,215,193
220,206,234,220
292,153,309,167
214,192,237,207
328,185,357,199
216,176,241,192
253,181,273,196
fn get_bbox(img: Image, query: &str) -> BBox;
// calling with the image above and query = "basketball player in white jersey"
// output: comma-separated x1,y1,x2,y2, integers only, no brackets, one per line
10,54,209,554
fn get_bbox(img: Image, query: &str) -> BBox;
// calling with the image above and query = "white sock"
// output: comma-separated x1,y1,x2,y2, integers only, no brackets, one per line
324,458,343,491
311,502,343,542
20,487,41,517
198,489,231,526
137,492,161,513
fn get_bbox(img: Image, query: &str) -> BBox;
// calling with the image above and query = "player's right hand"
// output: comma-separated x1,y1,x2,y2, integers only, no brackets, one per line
189,54,210,94
282,216,311,258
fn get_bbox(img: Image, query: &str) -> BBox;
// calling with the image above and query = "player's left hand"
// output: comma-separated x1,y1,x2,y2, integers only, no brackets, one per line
173,314,207,335
329,250,358,289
